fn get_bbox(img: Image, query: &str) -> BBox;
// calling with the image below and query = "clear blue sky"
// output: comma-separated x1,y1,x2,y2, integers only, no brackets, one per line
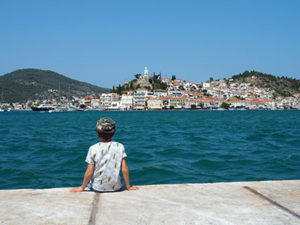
0,0,299,88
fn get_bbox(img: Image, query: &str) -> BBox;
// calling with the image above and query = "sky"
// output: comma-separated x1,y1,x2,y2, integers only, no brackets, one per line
0,0,299,88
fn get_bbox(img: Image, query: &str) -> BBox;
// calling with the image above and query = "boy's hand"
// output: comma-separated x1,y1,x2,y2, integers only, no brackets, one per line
127,185,139,191
70,186,85,192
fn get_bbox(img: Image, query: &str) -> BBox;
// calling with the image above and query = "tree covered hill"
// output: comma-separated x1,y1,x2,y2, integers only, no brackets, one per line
112,73,168,95
231,71,300,97
0,69,111,103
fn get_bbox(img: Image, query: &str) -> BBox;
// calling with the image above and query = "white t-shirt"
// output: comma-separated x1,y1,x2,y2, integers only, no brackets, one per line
85,141,127,192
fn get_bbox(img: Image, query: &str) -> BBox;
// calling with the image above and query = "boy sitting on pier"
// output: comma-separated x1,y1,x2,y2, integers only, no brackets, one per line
70,117,138,192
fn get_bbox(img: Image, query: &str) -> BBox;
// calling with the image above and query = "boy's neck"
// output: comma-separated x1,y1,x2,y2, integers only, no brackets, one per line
100,138,112,143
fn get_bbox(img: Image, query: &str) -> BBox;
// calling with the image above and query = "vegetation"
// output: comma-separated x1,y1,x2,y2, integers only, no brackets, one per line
220,102,230,109
234,96,245,100
231,70,300,97
112,72,168,95
0,69,110,103
198,102,204,109
134,74,141,79
150,73,168,91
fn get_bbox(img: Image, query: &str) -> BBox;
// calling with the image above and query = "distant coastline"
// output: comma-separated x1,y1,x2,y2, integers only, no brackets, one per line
1,68,299,111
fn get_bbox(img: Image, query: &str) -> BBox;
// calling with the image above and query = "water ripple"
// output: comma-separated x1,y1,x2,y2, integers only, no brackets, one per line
0,110,299,189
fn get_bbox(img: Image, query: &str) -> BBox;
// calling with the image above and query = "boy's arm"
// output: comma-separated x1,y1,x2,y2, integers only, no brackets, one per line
70,164,94,192
121,158,138,190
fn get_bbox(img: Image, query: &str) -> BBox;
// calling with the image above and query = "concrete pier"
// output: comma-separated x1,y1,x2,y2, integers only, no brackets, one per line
1,180,299,225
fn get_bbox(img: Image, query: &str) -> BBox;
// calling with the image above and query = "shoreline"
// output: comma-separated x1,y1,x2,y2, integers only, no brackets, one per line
1,108,300,112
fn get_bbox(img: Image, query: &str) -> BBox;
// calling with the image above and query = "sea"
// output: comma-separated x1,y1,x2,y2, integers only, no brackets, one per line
0,110,299,190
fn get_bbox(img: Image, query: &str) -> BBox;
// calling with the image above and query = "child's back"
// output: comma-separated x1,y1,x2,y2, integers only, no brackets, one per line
70,117,138,192
86,141,126,192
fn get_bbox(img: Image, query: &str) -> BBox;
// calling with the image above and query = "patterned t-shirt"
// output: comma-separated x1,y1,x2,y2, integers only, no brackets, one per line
85,141,127,192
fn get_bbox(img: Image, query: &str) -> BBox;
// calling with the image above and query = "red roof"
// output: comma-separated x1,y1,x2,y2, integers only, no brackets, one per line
154,89,167,92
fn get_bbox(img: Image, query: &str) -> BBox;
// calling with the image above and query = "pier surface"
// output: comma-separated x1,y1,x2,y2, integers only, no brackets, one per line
1,180,299,225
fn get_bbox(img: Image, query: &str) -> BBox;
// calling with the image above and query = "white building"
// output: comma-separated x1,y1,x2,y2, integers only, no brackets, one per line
91,98,101,109
147,96,162,110
120,94,133,110
134,89,148,110
101,93,119,109
108,100,121,110
153,89,168,97
203,82,211,88
168,89,184,97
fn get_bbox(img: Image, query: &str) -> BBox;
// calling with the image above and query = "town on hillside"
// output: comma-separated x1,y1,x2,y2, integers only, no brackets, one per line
1,67,300,112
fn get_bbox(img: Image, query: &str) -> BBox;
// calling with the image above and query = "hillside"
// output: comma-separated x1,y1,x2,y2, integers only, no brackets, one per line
0,69,111,103
231,71,300,97
112,73,167,95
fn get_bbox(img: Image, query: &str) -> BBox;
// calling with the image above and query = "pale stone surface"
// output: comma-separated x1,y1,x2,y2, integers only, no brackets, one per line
0,180,299,225
0,188,94,225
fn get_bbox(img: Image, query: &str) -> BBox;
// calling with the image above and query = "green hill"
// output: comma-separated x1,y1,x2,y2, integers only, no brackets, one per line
0,69,111,103
231,71,300,97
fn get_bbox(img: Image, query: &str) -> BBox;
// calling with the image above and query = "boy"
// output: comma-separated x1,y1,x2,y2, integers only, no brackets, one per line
70,117,138,192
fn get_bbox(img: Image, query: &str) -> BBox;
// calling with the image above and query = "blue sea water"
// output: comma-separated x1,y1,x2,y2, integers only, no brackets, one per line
0,110,299,190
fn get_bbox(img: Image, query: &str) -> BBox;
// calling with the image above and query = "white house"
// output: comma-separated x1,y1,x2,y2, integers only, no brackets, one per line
134,88,148,110
168,89,184,97
101,93,119,109
203,82,211,88
153,89,168,97
108,100,121,110
147,96,162,110
120,94,133,110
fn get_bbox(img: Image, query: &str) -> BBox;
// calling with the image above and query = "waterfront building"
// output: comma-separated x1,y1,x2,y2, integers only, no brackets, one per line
169,96,186,109
185,100,198,109
120,94,133,110
13,103,23,110
147,96,162,110
249,100,265,109
91,98,101,109
80,97,92,107
159,96,186,109
160,96,170,109
199,99,212,109
282,97,298,109
108,100,121,110
264,99,277,110
134,88,148,110
228,99,249,109
101,93,119,109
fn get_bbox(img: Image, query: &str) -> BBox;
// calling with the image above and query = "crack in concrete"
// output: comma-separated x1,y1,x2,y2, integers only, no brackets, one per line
88,193,100,225
243,186,300,220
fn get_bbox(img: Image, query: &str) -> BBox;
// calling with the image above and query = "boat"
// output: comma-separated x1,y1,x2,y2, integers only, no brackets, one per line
31,104,55,111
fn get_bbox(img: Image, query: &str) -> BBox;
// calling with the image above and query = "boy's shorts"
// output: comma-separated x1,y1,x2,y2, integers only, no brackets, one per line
88,182,125,193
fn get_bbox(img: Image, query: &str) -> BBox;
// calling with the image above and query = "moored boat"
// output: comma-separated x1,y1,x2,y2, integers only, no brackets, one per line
31,104,55,111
